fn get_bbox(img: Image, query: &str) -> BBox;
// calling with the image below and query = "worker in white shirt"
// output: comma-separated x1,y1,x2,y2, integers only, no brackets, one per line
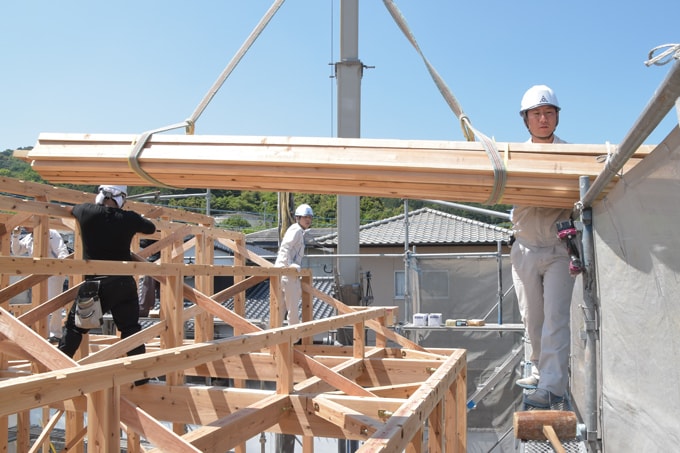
274,204,313,325
511,85,576,408
12,225,70,343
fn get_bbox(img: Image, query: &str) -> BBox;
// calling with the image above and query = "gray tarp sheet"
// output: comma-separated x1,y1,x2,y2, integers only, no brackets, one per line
571,126,680,451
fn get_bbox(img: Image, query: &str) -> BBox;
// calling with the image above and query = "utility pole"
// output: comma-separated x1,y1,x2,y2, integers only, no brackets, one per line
336,1,362,452
335,0,362,306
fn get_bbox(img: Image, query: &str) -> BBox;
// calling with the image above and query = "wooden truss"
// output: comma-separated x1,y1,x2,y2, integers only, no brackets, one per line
0,177,466,452
18,133,654,208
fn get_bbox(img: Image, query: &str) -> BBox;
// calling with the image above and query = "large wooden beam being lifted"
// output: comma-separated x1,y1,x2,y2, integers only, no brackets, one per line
22,133,654,208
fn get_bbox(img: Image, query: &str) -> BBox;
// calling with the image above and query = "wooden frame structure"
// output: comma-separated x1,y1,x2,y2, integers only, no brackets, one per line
0,176,467,452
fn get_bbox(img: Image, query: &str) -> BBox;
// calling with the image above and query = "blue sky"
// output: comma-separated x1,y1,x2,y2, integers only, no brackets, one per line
2,1,679,152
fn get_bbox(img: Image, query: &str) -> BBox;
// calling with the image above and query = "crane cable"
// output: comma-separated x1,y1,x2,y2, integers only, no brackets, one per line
128,0,287,188
381,0,507,205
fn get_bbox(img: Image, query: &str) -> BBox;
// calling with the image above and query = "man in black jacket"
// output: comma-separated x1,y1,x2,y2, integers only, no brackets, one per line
59,185,156,367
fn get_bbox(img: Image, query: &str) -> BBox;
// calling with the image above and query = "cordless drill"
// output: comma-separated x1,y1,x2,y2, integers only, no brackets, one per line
556,219,584,276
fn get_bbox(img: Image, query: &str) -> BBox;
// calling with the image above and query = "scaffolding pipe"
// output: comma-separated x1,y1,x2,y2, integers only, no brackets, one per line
403,199,411,324
581,60,680,208
579,176,600,447
427,199,511,220
496,241,503,325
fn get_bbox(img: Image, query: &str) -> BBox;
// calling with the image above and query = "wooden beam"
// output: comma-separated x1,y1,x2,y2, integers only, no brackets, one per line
0,306,76,370
27,409,63,453
176,394,291,453
119,396,201,453
312,397,382,439
301,281,426,352
0,176,213,225
359,348,466,452
0,308,388,417
293,351,376,397
22,133,655,208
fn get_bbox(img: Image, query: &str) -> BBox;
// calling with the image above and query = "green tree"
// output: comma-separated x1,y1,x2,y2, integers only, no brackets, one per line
218,215,251,230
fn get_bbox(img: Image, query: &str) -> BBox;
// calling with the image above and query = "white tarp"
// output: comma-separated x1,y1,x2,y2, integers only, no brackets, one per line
571,126,680,451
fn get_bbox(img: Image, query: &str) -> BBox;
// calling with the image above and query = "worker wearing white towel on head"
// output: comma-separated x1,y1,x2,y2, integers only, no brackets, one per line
59,184,156,386
11,225,70,343
275,204,313,325
511,85,576,409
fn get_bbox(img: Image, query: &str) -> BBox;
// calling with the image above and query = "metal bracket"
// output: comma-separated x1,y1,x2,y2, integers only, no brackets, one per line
581,206,593,226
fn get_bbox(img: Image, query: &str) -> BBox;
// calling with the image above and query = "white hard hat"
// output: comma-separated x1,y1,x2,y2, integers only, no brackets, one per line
96,185,128,208
295,204,314,217
519,85,560,116
98,185,128,196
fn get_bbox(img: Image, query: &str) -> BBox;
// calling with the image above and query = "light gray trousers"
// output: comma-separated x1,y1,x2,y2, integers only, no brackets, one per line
280,275,301,325
511,242,575,396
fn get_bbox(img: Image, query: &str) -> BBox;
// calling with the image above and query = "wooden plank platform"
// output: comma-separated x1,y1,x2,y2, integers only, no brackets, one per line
20,133,655,208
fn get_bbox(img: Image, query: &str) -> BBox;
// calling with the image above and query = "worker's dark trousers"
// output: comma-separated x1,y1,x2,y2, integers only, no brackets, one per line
59,276,145,358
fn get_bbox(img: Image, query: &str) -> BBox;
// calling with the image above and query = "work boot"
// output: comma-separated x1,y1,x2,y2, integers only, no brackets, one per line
516,364,540,389
523,389,563,409
516,374,539,389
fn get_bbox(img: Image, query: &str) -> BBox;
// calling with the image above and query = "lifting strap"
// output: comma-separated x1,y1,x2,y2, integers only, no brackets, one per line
128,0,287,187
382,0,507,205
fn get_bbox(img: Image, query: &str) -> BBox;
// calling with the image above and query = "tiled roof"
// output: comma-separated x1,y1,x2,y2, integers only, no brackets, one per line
246,227,336,248
314,208,512,246
214,239,273,258
177,276,337,334
222,275,336,322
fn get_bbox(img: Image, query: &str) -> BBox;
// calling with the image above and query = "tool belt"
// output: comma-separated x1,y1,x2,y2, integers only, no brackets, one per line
74,279,103,329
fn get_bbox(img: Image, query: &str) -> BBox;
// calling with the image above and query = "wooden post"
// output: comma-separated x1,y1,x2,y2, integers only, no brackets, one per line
66,410,85,453
301,273,313,344
427,401,444,452
353,320,365,359
406,429,423,453
375,314,387,348
276,339,294,395
302,434,314,452
32,211,49,338
0,415,7,452
270,276,283,329
160,222,185,436
16,410,30,452
232,235,247,453
193,229,214,343
450,366,467,452
87,385,120,453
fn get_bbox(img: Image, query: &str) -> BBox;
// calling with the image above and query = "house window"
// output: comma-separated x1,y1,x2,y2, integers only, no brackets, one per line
394,271,405,299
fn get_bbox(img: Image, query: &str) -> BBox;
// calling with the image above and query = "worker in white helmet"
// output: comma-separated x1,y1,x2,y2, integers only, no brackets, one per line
274,203,314,325
59,184,156,385
511,85,577,408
